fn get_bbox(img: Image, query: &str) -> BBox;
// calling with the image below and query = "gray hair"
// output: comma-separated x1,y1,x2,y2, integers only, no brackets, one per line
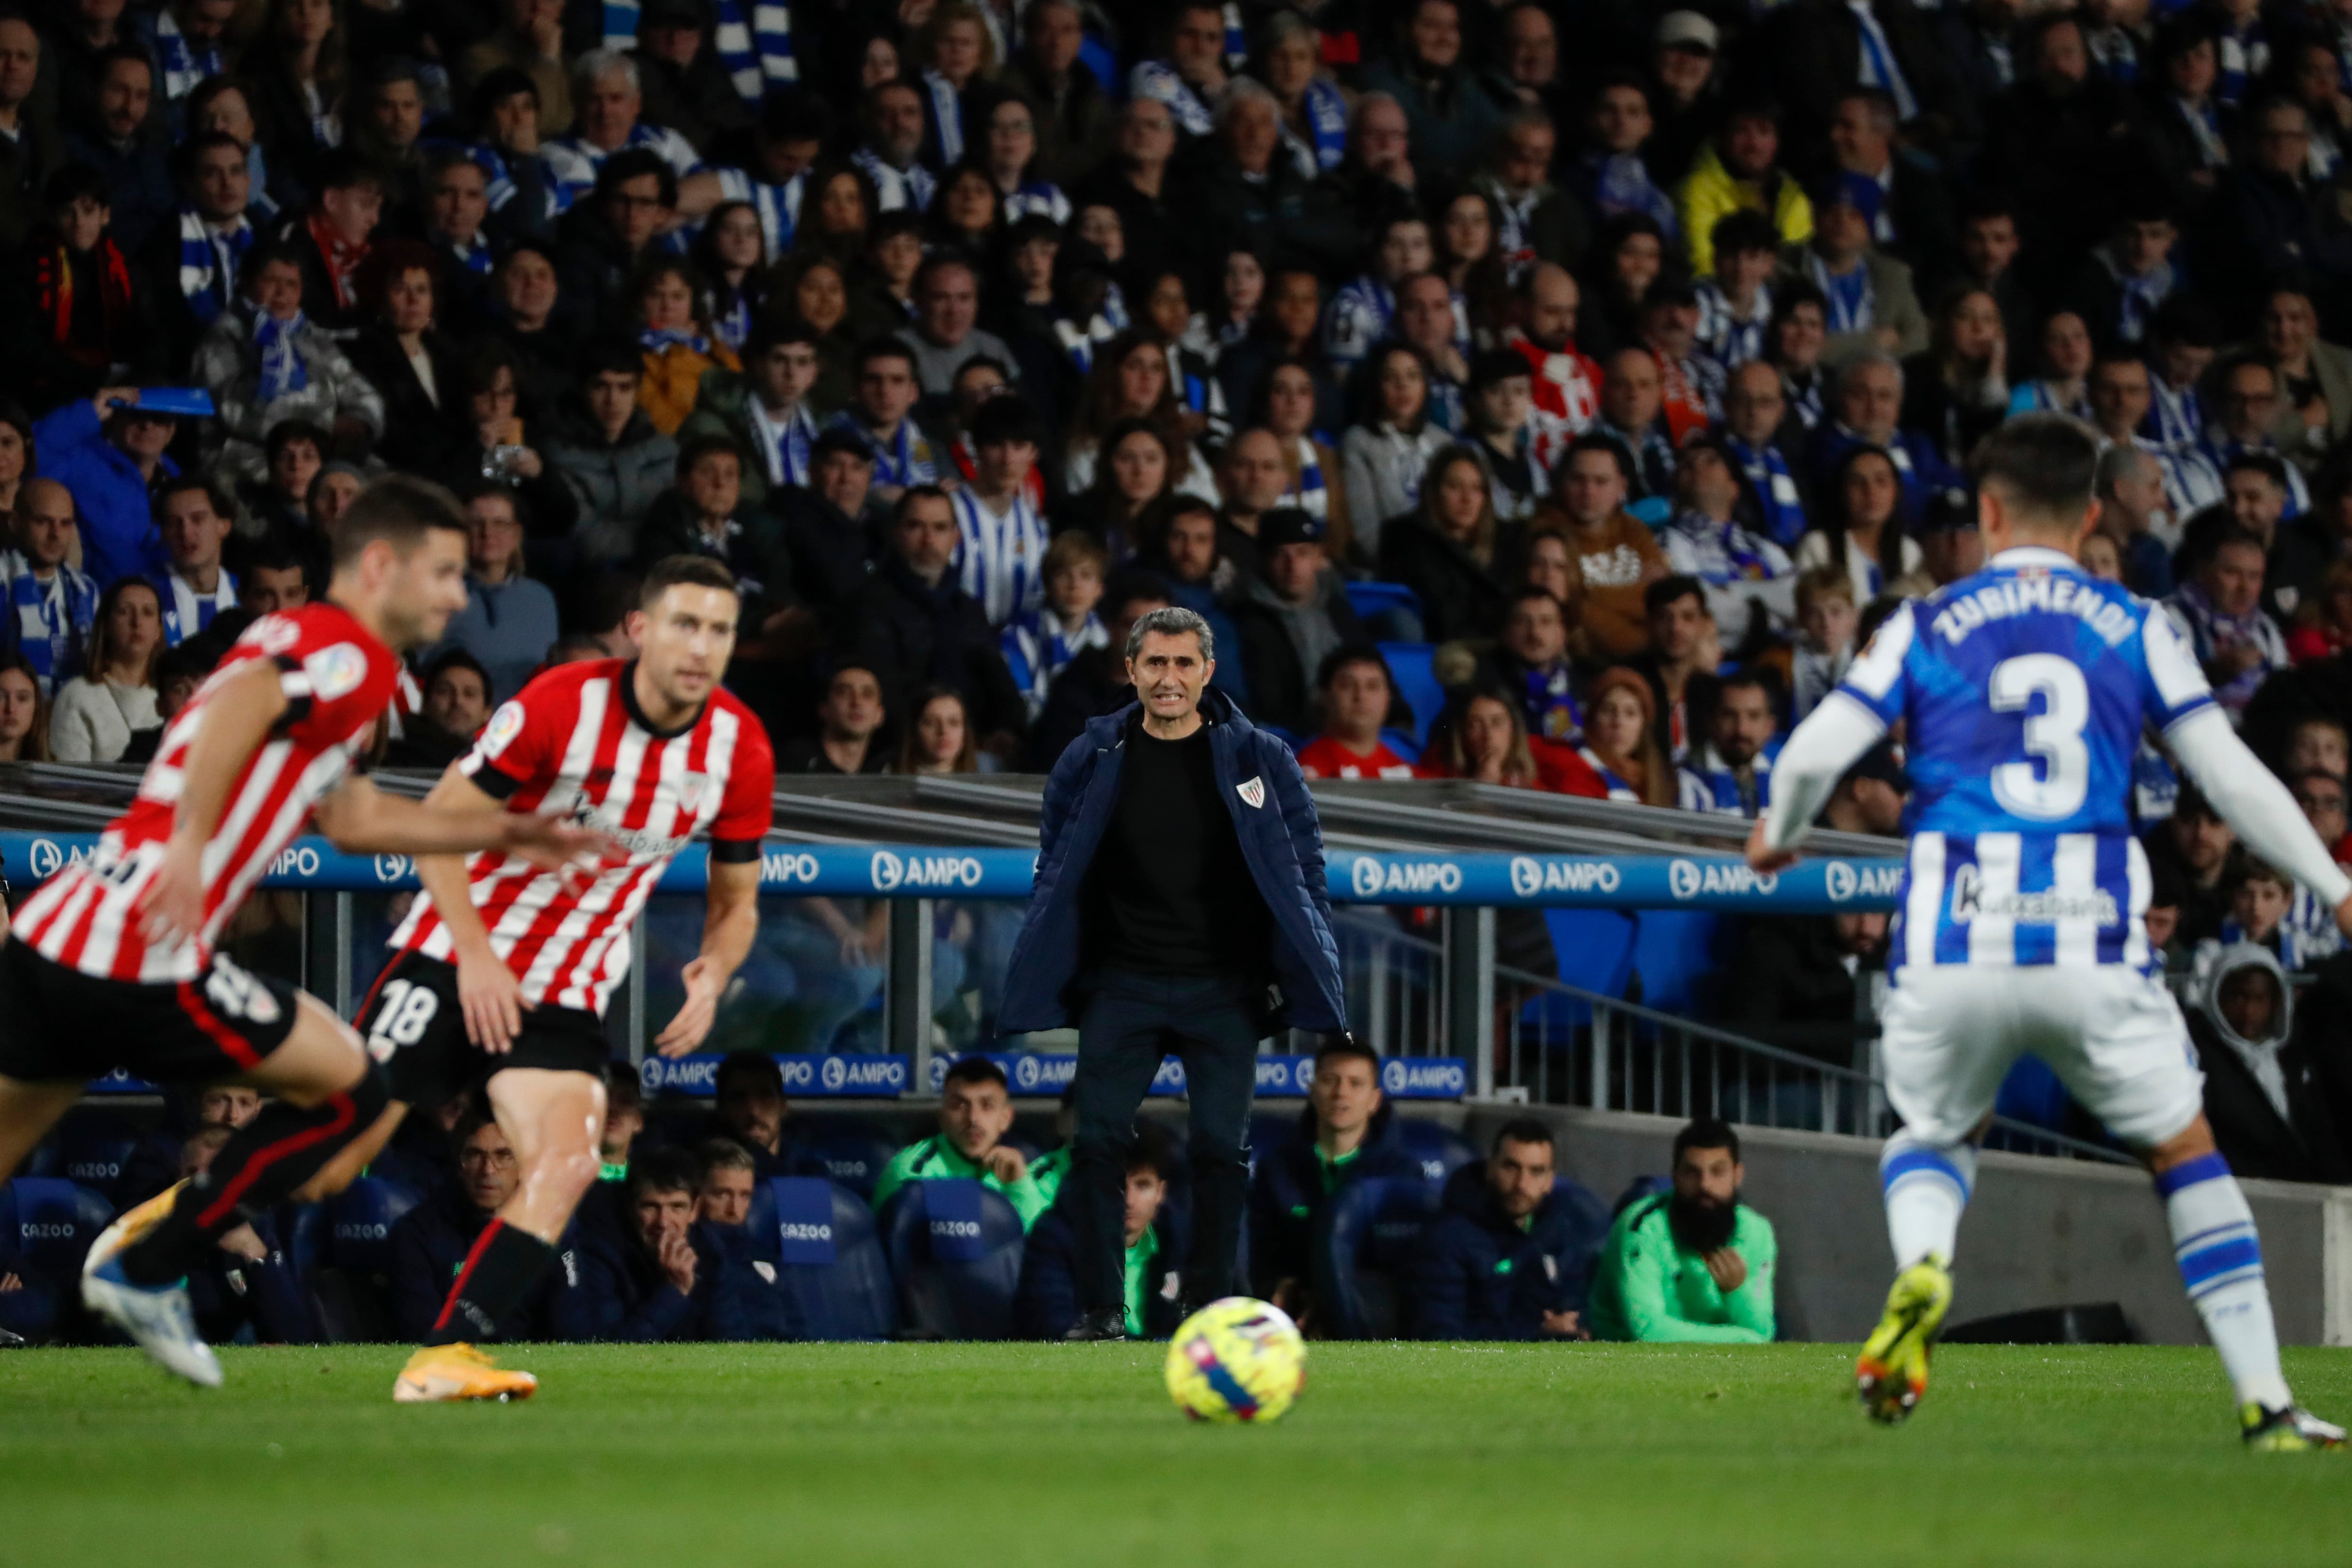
575,47,640,97
1262,9,1319,53
1126,605,1214,663
2095,441,2159,498
1214,75,1280,136
1838,351,1905,398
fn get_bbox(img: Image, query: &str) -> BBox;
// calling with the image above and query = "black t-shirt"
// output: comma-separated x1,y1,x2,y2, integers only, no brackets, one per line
1086,719,1273,978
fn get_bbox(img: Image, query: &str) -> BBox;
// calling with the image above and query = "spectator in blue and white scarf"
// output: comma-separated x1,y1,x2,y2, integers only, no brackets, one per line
142,129,254,364
1001,529,1107,721
0,480,98,695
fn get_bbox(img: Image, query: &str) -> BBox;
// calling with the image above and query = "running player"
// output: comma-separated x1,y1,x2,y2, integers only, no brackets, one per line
1750,415,2345,1450
358,555,773,1402
0,477,606,1387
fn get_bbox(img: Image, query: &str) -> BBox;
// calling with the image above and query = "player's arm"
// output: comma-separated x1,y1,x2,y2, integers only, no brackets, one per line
311,773,601,864
390,762,530,1055
651,854,762,1059
1744,693,1888,871
2166,708,2352,923
141,660,293,942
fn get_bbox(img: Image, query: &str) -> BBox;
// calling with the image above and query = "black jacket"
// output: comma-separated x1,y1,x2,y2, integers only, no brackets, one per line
774,487,882,623
554,199,650,339
836,553,1028,743
1234,573,1368,734
1376,513,1523,645
1247,1101,1424,1300
633,491,797,623
387,1185,553,1342
1015,1207,1184,1340
1723,915,1883,1069
1184,154,1358,279
1405,1160,1609,1340
345,325,470,476
550,1210,727,1343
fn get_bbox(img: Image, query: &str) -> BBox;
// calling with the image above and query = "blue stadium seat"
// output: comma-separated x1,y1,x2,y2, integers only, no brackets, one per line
1313,1176,1441,1339
1391,1121,1477,1186
791,1123,901,1202
54,1124,140,1197
758,1177,897,1341
1521,910,1639,1047
880,1179,1027,1341
327,1177,423,1279
0,1178,114,1341
1379,727,1421,764
1346,581,1425,632
1628,911,1727,1018
1378,643,1444,747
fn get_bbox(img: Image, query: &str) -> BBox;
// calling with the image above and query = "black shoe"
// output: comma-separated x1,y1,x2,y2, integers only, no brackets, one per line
1062,1307,1129,1342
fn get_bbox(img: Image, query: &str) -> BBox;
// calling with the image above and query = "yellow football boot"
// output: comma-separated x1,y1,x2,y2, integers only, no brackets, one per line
392,1342,539,1403
1856,1258,1953,1425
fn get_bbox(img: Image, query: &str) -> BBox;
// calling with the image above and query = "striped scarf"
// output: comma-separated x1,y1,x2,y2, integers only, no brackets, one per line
1807,251,1873,335
3,558,97,694
830,412,934,489
1053,312,1117,372
850,146,936,212
153,9,223,103
712,0,797,103
923,70,965,165
2147,376,2205,452
305,210,368,311
712,288,753,351
951,485,1049,628
445,232,494,277
642,326,712,356
1695,279,1768,371
177,209,253,323
717,166,803,254
253,309,310,401
1728,436,1808,547
747,399,816,487
602,0,641,47
1286,435,1329,519
1282,77,1348,181
158,569,238,647
1000,606,1105,717
32,239,134,362
1003,180,1070,226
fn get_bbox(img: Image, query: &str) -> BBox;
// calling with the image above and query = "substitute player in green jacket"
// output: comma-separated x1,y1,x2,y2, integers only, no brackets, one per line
873,1057,1050,1229
1588,1119,1777,1343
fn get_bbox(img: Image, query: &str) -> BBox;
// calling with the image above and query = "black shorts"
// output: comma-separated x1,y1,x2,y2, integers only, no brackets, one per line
0,938,303,1085
359,950,611,1109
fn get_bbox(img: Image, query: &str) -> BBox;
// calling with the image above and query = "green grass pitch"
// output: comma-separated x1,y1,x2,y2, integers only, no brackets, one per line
2,1342,2347,1566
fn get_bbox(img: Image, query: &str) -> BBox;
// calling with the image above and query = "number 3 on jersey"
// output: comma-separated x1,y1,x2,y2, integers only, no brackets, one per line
366,978,439,1063
1988,654,2090,819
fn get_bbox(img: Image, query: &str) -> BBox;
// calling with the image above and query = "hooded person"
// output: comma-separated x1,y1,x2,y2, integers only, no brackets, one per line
2189,941,2352,1185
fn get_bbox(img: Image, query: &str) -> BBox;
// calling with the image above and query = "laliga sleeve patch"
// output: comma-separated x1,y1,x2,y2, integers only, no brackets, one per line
302,643,370,702
479,700,528,759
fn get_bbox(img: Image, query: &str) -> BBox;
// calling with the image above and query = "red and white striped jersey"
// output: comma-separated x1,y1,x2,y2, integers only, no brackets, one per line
12,602,400,983
387,658,775,1016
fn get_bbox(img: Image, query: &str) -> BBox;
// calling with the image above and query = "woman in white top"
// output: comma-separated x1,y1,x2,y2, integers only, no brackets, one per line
1340,343,1452,559
1794,444,1925,608
49,578,162,762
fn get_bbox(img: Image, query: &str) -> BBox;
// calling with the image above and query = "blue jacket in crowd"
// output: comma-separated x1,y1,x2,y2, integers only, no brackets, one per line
1406,1160,1610,1341
998,690,1346,1035
29,399,174,588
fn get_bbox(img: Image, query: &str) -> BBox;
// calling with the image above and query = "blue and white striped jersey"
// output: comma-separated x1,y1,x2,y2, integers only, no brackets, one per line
1831,547,2216,972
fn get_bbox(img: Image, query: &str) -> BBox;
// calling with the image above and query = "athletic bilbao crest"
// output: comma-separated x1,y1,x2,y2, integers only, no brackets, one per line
679,773,711,813
1237,776,1265,809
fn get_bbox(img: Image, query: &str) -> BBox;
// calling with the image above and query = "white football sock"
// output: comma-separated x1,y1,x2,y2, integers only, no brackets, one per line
2159,1154,2293,1413
1879,1130,1976,1271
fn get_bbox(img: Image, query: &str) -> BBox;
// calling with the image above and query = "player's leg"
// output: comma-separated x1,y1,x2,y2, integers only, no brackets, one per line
1065,972,1176,1338
1858,970,2018,1423
395,1064,602,1402
2057,970,2339,1449
0,1078,89,1181
110,991,389,1289
424,1066,603,1344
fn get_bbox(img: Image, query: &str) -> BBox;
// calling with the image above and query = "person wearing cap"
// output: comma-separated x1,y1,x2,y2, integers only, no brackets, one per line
1914,484,1984,587
1464,347,1547,523
457,0,575,138
1358,0,1509,178
1791,169,1927,362
29,383,177,588
1237,506,1370,733
1643,10,1720,171
1675,97,1812,279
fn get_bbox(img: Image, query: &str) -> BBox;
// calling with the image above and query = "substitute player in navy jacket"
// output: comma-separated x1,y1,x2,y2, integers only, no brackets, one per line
1405,1121,1609,1341
999,605,1346,1341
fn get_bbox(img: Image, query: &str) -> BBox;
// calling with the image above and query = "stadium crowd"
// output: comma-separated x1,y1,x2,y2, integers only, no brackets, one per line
11,0,2352,1335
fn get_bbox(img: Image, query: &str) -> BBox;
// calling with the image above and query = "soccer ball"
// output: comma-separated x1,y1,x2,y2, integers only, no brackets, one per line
1164,1297,1306,1423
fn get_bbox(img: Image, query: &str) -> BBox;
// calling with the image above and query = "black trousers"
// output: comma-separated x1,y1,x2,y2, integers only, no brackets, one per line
1070,967,1263,1316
